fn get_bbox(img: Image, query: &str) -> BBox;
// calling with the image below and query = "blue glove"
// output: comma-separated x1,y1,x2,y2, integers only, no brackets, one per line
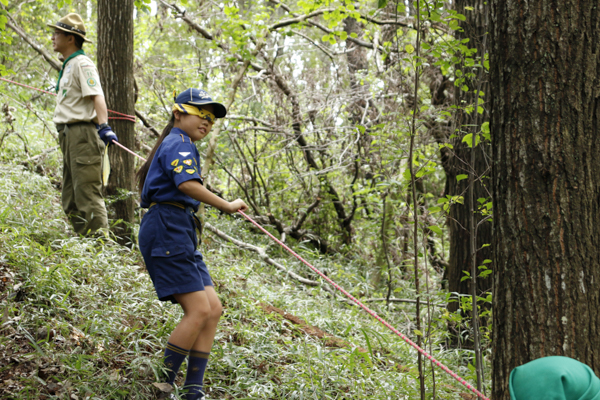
96,123,118,145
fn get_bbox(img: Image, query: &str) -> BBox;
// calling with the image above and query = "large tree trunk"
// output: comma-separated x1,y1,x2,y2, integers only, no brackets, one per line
97,0,136,244
444,0,491,317
490,1,600,398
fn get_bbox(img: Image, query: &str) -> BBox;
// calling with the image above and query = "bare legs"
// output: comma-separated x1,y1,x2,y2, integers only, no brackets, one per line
169,287,222,352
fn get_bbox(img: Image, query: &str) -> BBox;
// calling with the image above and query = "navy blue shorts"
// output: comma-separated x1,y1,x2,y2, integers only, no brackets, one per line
138,203,212,303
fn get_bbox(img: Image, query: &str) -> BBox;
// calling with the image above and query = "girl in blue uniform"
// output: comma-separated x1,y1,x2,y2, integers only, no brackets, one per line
136,88,248,400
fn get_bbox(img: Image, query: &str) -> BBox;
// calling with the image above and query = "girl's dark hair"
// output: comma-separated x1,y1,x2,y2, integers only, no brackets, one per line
136,114,175,193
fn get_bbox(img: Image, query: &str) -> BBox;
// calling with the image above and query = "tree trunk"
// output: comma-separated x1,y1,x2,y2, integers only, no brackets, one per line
490,1,600,398
444,0,492,317
97,0,136,244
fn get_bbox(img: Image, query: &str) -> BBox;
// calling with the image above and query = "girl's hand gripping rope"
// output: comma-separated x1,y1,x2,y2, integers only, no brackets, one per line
227,199,248,214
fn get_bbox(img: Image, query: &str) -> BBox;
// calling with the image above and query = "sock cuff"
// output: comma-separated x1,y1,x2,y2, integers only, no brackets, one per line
166,342,190,356
189,349,210,359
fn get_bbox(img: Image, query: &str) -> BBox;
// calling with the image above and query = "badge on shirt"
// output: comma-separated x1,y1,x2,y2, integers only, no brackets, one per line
171,159,179,166
87,78,97,87
179,152,191,157
183,159,192,166
174,166,183,173
185,169,195,175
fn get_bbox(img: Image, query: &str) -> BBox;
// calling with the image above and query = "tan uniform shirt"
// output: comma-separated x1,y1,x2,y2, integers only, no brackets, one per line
53,54,104,125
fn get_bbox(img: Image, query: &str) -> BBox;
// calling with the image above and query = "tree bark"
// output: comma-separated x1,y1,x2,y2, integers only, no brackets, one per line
490,1,600,398
444,0,492,317
97,0,136,244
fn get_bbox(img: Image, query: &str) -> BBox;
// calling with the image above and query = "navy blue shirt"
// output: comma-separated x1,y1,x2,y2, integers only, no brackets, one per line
141,128,203,211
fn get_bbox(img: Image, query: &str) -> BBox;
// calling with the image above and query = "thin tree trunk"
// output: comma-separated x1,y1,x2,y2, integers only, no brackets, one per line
97,0,136,244
490,1,600,398
444,0,492,320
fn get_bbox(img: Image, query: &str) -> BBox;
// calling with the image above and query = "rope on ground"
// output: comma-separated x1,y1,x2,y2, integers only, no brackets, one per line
0,77,136,122
237,209,489,400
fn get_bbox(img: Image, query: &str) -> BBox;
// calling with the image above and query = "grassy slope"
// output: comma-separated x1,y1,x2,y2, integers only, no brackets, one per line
0,165,487,399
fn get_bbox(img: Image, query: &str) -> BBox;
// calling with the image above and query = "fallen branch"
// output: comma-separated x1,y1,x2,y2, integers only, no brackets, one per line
362,298,444,307
205,221,359,306
260,303,367,352
204,222,318,286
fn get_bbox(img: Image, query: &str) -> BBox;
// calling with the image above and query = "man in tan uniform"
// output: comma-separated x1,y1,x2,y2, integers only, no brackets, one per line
48,13,118,236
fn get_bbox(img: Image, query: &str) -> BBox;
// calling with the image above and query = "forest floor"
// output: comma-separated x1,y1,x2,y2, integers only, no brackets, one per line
0,164,487,399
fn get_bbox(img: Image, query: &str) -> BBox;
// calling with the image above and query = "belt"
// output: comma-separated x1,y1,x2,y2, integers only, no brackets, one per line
149,201,203,239
56,121,93,133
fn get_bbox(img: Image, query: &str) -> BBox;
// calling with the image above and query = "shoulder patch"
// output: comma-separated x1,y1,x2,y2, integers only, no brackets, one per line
183,159,192,166
171,159,179,167
87,78,97,87
174,165,183,173
185,169,196,175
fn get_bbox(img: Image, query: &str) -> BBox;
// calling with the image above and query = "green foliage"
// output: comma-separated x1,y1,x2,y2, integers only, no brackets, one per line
0,0,494,397
134,0,151,14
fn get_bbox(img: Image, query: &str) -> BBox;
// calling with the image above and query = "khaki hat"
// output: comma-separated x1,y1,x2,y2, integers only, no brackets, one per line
47,13,92,43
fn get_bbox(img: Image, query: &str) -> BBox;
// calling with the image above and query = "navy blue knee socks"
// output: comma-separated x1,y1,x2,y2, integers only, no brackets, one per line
163,342,190,385
183,350,210,399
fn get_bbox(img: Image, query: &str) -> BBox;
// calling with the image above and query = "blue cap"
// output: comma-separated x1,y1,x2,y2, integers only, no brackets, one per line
173,88,227,118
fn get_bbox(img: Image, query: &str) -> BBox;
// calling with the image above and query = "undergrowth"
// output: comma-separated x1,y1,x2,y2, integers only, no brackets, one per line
0,164,490,399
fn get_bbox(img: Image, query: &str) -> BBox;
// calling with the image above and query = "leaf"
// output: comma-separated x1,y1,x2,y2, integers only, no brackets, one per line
479,270,493,278
378,0,388,9
462,133,480,147
481,121,490,134
405,44,415,54
428,225,443,235
152,383,173,393
456,174,468,182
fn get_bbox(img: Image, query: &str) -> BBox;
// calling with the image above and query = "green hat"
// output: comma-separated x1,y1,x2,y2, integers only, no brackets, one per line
510,356,600,400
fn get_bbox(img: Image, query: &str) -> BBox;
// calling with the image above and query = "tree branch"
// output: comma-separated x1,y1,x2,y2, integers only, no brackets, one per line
6,13,61,71
135,110,160,137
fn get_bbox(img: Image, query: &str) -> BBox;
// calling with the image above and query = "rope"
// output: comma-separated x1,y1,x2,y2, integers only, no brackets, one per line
237,209,489,400
111,140,146,161
1,75,489,399
0,76,136,122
